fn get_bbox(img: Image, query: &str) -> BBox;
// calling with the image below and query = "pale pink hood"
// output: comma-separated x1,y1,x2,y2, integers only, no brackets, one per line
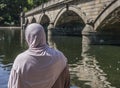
8,23,67,88
25,23,48,56
25,23,46,49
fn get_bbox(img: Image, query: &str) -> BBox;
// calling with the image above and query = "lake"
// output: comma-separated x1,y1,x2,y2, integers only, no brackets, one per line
0,29,120,88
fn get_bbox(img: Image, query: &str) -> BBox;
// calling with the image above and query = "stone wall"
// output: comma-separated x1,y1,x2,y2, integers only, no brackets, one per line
24,0,113,25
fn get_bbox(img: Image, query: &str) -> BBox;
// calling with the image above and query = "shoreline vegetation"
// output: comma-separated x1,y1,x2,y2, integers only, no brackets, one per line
0,26,21,30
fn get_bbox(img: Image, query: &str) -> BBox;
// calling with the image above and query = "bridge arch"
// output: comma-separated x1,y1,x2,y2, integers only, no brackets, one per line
94,0,120,31
38,14,50,36
38,14,50,24
54,6,87,27
53,6,86,36
30,17,37,23
38,14,50,28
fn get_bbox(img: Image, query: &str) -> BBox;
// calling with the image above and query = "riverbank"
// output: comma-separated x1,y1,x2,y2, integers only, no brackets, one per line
0,26,21,30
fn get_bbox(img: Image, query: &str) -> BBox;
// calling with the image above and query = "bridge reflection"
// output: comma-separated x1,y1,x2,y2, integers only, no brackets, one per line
48,35,114,88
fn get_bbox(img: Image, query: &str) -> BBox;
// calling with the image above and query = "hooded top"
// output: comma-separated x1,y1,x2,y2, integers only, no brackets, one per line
8,23,67,88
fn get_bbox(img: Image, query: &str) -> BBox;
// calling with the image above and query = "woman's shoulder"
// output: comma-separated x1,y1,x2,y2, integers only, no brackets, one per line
15,51,28,60
48,47,63,56
12,51,29,67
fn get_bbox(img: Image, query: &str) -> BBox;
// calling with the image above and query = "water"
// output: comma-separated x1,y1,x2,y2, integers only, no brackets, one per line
0,29,120,88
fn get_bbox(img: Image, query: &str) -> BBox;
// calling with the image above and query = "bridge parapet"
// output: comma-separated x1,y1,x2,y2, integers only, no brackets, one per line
25,0,114,20
25,0,71,16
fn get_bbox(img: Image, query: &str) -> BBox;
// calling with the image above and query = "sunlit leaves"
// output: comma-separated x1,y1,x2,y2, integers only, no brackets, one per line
0,4,6,9
0,0,48,25
27,0,33,5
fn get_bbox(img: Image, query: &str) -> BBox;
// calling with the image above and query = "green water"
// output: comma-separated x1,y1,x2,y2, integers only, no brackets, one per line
0,30,120,88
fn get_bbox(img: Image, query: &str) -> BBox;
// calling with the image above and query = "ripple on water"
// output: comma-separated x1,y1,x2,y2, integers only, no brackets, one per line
0,67,9,88
0,55,5,58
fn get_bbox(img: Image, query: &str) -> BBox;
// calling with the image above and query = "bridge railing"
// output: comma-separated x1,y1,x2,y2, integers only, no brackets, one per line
25,0,65,16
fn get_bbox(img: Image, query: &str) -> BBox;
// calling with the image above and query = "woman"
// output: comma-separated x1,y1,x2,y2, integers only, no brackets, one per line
8,23,70,88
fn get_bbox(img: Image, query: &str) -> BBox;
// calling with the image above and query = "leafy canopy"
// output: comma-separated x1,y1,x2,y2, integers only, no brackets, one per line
0,0,48,26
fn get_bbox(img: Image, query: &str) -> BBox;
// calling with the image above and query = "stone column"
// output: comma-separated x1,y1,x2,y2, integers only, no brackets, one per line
47,23,54,36
20,12,25,47
20,12,25,29
47,23,55,47
82,20,96,45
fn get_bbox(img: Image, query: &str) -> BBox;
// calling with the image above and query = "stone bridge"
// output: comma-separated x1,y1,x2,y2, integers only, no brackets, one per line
21,0,120,44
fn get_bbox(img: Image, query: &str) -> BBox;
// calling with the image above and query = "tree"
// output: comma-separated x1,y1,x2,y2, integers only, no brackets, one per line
0,0,48,26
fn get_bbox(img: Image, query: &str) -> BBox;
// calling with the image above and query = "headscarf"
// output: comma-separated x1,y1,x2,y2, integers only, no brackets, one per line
25,23,46,49
9,23,67,88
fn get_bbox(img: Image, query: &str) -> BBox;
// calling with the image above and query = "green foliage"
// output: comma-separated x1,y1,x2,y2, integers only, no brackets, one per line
0,17,3,21
23,7,28,12
0,4,6,9
27,0,33,5
0,0,48,26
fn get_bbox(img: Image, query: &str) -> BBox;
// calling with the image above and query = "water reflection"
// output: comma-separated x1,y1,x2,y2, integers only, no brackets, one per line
0,29,120,88
0,29,26,88
48,36,119,88
79,44,114,88
0,30,22,64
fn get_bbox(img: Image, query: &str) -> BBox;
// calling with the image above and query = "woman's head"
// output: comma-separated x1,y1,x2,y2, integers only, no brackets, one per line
25,23,46,48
